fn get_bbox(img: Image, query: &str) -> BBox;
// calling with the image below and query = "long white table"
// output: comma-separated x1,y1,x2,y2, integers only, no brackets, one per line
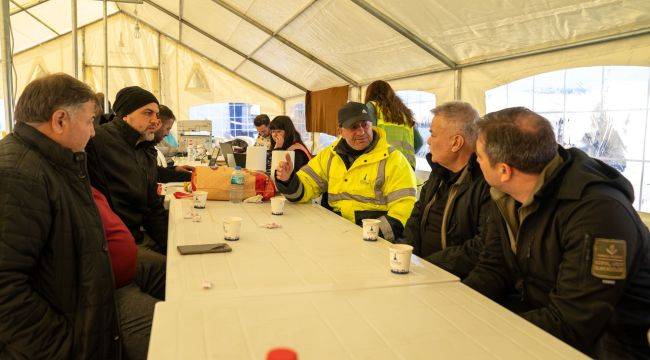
148,282,588,359
165,199,458,300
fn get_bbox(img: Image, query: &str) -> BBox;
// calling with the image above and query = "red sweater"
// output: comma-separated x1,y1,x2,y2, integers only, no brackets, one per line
92,187,137,288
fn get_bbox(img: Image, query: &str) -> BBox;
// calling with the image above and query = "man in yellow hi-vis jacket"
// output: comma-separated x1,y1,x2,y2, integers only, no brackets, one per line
275,102,417,242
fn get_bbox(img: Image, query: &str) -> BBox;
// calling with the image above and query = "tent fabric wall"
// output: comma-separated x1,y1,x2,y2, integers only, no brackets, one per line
159,34,283,121
2,1,650,129
12,33,74,96
6,12,283,134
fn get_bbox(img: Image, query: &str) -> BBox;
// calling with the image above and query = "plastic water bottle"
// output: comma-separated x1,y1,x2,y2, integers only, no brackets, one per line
187,139,195,160
229,166,245,203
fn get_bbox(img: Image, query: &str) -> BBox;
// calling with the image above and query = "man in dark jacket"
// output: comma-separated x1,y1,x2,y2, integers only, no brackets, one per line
0,74,120,359
465,107,650,358
154,105,194,183
404,101,491,278
87,86,169,252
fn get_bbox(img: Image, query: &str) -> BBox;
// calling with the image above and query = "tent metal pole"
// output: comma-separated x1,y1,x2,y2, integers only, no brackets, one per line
454,69,461,100
121,12,286,101
71,0,78,78
350,0,456,69
141,0,308,93
1,0,14,132
9,0,60,36
102,0,108,110
85,64,159,70
81,27,86,82
157,32,162,100
216,0,358,86
9,0,50,16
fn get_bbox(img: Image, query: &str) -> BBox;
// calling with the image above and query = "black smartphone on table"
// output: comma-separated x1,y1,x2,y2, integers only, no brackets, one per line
177,243,232,255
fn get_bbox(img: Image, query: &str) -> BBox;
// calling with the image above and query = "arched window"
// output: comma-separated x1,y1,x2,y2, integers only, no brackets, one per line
290,102,308,141
189,102,261,139
396,90,437,171
486,66,650,210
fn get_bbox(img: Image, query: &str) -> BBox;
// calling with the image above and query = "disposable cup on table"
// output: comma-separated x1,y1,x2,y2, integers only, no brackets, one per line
193,191,208,209
389,244,413,274
362,219,381,241
270,196,286,215
223,217,242,241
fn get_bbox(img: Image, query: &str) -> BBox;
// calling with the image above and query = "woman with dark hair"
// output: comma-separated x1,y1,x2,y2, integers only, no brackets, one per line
270,116,312,174
365,80,423,169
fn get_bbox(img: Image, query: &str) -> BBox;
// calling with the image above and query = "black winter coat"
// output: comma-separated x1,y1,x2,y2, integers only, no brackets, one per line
404,155,491,278
86,118,168,250
464,147,650,358
0,123,120,359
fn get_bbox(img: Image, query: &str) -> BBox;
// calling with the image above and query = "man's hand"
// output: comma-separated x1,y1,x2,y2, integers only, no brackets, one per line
174,165,195,173
275,153,293,182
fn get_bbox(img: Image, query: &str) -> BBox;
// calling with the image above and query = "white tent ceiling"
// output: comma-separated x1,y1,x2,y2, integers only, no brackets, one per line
6,0,650,99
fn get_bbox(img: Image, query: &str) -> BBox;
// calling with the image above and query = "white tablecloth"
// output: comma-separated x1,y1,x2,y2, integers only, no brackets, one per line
165,199,458,300
148,282,587,359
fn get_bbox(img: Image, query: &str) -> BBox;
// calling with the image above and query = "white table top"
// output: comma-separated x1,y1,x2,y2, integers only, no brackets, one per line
148,282,587,360
165,199,458,300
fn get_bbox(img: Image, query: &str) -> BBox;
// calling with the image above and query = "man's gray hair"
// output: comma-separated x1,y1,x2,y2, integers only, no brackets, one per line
431,101,480,143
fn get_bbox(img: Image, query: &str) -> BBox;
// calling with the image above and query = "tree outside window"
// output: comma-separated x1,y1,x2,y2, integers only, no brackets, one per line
396,90,437,171
486,66,650,210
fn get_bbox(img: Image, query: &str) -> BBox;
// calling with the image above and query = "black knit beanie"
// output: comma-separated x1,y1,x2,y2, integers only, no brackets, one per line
112,86,159,120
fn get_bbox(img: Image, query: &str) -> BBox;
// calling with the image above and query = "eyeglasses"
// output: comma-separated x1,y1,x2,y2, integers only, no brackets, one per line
346,121,371,131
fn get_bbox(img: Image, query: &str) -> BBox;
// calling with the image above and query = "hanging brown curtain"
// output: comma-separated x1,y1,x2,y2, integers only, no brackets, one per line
305,85,349,136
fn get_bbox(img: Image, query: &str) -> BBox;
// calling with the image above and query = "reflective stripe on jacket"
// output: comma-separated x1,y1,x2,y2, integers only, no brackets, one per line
285,127,416,239
369,101,416,168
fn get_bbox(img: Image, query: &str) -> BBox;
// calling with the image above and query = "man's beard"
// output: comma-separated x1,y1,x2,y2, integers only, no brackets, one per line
143,132,155,141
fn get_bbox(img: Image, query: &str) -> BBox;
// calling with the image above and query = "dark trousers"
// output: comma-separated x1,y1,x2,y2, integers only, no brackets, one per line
116,246,166,360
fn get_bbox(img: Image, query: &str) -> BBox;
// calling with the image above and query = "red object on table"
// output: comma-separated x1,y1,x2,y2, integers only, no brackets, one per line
173,191,193,199
266,348,298,360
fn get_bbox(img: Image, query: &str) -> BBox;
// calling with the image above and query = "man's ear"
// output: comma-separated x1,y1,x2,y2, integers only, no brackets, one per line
450,134,465,153
50,109,67,134
499,163,513,182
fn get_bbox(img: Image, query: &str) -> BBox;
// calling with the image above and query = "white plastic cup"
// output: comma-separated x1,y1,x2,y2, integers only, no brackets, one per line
193,191,208,209
362,219,381,241
389,244,413,274
270,196,287,215
223,216,242,241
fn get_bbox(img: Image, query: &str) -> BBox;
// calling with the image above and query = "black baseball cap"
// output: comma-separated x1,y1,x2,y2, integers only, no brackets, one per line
338,102,371,128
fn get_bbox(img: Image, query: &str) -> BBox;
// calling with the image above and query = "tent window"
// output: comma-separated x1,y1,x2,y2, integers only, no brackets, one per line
396,90,437,171
189,102,260,141
291,103,308,140
485,66,650,211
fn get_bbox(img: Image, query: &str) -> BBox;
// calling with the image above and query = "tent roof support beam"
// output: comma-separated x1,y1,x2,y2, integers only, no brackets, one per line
350,0,456,69
142,0,307,93
120,12,286,101
9,0,49,15
177,0,183,42
212,0,358,86
10,0,60,36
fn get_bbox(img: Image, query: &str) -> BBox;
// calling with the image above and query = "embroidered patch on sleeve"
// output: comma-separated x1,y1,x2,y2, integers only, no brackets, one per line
591,238,627,280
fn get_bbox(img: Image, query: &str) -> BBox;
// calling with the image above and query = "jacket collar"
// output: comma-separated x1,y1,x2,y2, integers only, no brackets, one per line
13,122,87,172
110,117,143,148
430,153,481,184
